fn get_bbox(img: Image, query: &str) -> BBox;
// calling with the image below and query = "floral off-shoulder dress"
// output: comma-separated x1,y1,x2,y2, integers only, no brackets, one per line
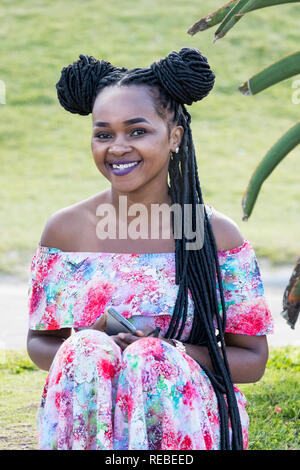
27,207,274,450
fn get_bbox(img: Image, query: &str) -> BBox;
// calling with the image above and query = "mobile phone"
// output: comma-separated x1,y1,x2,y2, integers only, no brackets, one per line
105,307,137,336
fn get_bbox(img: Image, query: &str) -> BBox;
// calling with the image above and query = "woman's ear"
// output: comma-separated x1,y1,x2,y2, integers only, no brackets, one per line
170,125,184,152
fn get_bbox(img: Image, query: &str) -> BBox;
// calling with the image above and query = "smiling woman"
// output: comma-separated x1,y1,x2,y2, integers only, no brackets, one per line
91,85,181,197
93,115,152,176
26,49,274,451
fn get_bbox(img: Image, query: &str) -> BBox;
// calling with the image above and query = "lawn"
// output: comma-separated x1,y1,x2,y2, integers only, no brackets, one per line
0,0,299,280
0,347,299,450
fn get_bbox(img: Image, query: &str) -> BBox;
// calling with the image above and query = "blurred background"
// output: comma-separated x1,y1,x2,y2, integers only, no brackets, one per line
0,0,299,349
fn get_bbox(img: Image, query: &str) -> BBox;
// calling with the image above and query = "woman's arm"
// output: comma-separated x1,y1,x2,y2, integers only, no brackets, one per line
104,330,269,384
27,328,72,371
169,333,269,384
27,208,80,371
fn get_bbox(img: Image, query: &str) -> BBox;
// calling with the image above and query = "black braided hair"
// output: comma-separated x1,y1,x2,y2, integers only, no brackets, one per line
56,54,127,115
56,48,243,450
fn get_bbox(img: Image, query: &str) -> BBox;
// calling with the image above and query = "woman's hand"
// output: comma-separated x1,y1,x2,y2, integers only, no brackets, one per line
91,315,106,332
91,313,147,350
91,315,166,352
111,330,145,351
112,326,175,351
111,325,162,351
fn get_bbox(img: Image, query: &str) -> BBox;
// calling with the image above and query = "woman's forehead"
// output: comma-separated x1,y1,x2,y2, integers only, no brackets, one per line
92,85,158,121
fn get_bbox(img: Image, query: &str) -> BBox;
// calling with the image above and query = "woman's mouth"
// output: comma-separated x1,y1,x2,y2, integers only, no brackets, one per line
107,160,142,176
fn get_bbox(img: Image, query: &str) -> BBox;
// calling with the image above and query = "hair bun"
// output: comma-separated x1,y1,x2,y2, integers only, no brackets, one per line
56,55,120,115
150,48,215,105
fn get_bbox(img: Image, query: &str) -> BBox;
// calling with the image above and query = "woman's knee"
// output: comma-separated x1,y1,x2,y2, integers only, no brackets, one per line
124,336,165,358
64,328,119,352
122,336,193,382
53,328,122,374
122,337,178,374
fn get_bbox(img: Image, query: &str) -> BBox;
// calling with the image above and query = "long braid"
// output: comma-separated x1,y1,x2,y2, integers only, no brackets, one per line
56,48,243,450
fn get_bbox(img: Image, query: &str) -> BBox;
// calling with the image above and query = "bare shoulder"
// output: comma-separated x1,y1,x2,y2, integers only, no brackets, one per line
40,206,79,251
40,191,108,251
209,207,245,252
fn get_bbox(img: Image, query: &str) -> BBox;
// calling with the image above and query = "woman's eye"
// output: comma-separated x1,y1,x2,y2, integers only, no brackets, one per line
95,133,111,140
95,128,146,140
131,128,146,137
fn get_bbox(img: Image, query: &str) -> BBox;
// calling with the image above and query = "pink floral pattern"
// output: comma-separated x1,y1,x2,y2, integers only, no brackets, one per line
28,236,274,450
28,239,273,338
37,330,249,450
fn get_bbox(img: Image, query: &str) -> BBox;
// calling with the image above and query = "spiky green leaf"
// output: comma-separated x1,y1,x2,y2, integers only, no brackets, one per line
242,121,300,220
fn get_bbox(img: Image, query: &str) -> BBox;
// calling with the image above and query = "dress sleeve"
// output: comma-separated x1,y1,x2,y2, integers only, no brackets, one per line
216,239,274,336
27,245,107,330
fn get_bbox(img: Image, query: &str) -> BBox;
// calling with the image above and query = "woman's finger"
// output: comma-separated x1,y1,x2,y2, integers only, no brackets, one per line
91,312,106,331
111,335,128,351
118,332,140,344
113,332,144,350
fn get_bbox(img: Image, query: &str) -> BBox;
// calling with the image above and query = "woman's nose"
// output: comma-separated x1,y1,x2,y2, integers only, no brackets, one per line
108,144,132,155
108,135,133,155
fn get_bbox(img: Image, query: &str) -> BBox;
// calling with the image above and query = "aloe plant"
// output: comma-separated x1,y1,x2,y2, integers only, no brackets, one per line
282,258,300,329
239,51,300,95
214,0,300,41
241,121,300,220
187,0,300,35
188,0,300,328
187,1,237,34
213,0,252,41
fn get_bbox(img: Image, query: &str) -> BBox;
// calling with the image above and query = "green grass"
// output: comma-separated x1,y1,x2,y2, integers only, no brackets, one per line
0,350,47,450
0,347,299,450
0,0,300,279
239,346,300,450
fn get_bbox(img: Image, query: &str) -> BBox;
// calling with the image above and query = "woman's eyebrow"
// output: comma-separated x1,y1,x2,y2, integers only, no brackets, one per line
93,117,151,128
124,117,151,125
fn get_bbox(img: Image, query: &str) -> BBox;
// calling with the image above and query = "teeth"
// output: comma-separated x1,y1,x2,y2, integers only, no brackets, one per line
112,162,139,169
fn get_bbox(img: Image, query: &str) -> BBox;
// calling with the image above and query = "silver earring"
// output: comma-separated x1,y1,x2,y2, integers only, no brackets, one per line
175,147,179,154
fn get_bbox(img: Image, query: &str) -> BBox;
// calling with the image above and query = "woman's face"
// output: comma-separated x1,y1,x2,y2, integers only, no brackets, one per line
91,85,182,197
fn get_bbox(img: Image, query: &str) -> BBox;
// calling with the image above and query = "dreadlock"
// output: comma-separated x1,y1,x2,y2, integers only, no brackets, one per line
56,48,243,450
